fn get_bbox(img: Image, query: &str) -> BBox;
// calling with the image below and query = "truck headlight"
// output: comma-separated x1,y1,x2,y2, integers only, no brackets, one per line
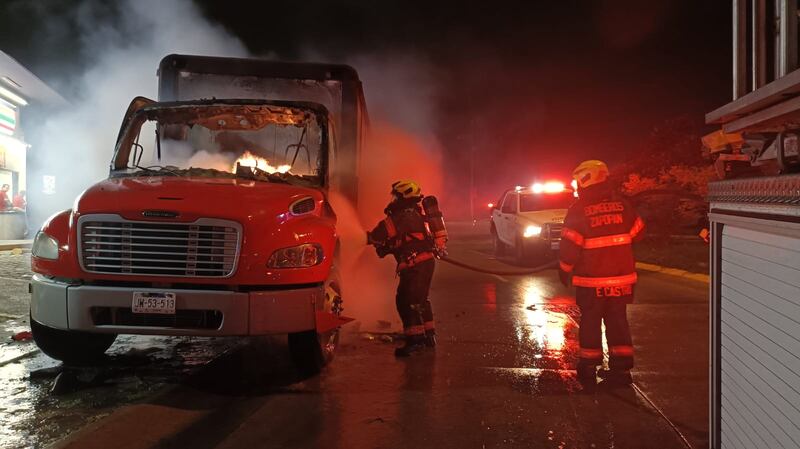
523,225,542,238
267,244,323,268
32,231,59,260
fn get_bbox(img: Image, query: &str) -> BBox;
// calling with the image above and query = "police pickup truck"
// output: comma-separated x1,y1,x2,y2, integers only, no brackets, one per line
490,182,575,263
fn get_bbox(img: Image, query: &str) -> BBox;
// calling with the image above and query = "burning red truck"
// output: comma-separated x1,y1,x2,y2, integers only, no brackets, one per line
28,55,367,372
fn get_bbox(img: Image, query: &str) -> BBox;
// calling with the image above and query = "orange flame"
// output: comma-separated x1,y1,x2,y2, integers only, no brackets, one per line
232,151,291,174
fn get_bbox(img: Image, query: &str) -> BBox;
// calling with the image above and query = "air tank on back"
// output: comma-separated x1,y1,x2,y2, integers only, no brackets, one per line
421,195,448,256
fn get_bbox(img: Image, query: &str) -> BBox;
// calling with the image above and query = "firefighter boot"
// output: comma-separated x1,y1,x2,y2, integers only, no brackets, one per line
577,364,598,389
395,335,426,357
424,329,437,348
598,369,633,388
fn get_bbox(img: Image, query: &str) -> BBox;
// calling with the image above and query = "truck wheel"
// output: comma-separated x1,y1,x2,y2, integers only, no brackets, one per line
288,330,326,375
288,265,342,375
30,316,116,365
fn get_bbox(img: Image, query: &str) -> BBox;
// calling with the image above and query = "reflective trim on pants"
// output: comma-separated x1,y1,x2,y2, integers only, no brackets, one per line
405,325,425,336
610,345,634,357
577,291,635,371
579,347,603,360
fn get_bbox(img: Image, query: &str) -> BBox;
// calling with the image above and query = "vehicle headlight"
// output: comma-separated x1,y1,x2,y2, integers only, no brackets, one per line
32,231,59,260
267,244,323,268
523,225,542,238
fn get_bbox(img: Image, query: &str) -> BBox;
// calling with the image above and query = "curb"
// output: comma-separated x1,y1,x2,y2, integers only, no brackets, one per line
636,262,709,284
0,248,29,255
0,241,32,252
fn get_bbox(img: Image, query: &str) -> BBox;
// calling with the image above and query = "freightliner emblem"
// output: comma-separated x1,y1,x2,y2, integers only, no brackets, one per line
142,210,180,218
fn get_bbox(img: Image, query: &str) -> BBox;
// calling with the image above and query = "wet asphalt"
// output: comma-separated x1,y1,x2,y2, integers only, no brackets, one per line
0,253,244,449
0,225,709,449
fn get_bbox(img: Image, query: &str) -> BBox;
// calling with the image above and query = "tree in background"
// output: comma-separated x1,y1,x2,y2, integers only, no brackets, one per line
624,115,706,176
622,164,715,197
618,116,713,235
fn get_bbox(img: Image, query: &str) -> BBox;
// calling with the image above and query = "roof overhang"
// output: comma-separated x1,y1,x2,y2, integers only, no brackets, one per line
0,50,66,107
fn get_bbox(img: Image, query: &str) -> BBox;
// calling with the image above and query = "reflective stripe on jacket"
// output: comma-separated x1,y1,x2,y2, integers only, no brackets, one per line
369,200,434,267
558,185,644,288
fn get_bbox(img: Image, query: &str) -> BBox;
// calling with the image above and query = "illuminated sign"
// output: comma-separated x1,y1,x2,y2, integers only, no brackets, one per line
0,86,27,106
0,99,15,136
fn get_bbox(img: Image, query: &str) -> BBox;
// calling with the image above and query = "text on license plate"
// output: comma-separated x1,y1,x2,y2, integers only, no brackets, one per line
132,292,176,315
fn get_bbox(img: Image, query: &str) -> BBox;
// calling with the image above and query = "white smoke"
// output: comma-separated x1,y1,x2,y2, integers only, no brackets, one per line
29,0,247,225
154,140,236,173
347,53,441,140
300,51,447,334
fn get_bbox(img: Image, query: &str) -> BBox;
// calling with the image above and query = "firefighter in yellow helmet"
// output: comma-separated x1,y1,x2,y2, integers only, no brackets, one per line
559,161,645,388
367,180,448,357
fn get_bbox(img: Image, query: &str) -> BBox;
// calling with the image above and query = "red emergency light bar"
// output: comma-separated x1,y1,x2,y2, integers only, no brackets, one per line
530,181,566,194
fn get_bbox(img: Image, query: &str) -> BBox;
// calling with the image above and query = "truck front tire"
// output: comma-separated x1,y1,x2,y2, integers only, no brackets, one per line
288,264,342,375
288,330,327,375
30,316,116,365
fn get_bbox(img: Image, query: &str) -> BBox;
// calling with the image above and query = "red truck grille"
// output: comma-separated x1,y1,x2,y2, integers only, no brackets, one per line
78,215,241,277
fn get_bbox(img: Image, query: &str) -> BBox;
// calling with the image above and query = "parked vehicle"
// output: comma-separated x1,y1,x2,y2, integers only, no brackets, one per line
490,182,574,264
29,55,368,373
703,4,800,448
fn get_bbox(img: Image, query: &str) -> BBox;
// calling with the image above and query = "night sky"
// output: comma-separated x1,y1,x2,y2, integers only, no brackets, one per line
196,0,732,167
0,0,731,208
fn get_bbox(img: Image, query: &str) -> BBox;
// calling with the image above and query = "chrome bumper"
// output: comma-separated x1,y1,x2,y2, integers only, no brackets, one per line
30,274,320,336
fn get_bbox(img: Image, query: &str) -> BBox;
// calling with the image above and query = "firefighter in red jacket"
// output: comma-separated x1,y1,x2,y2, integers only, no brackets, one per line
558,160,645,387
367,180,447,357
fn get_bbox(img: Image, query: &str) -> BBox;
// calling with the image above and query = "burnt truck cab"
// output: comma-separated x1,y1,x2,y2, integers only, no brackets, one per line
29,55,367,372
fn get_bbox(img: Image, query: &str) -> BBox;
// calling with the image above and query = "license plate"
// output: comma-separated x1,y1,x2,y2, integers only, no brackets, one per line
551,242,560,250
132,292,176,315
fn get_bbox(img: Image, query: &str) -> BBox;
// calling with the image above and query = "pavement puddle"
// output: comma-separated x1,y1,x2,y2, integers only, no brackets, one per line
0,335,241,449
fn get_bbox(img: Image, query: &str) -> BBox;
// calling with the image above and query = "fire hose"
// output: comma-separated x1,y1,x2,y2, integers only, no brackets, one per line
439,256,558,275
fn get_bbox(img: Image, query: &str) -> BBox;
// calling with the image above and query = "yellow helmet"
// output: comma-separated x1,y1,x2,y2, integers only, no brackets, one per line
391,180,422,199
572,160,609,189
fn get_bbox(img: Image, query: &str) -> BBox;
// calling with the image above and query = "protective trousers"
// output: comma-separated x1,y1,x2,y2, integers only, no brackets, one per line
396,259,436,336
576,287,634,371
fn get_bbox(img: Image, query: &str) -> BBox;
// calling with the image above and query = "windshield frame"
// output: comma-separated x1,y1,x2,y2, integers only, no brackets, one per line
110,99,331,187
